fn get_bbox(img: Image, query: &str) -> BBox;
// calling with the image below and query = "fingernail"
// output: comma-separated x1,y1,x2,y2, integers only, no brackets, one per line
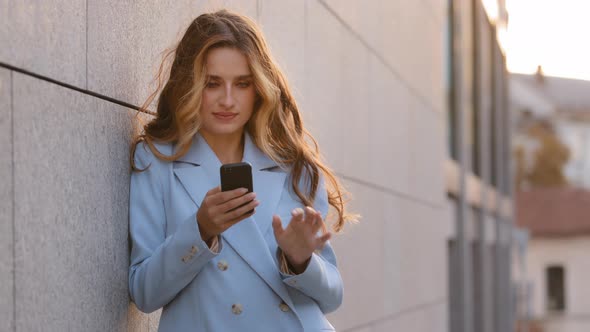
240,188,249,193
292,208,303,216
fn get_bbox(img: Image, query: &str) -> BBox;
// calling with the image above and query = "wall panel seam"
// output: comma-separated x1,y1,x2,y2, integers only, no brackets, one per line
339,297,448,332
0,62,151,115
317,0,441,115
337,173,444,209
86,0,88,90
419,0,444,26
10,69,16,332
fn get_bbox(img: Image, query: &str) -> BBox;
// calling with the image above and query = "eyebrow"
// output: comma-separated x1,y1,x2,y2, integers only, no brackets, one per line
207,74,253,80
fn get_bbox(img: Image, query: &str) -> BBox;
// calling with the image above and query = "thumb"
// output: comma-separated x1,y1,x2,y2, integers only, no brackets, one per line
272,215,284,238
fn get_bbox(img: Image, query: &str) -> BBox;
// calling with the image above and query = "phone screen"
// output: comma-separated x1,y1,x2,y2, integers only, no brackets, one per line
220,162,254,214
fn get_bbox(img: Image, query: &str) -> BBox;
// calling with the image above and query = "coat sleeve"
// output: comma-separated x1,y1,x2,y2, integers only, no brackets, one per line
279,176,344,314
128,143,221,313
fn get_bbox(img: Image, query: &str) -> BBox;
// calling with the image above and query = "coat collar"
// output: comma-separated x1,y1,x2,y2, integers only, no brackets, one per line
172,131,294,312
174,131,279,171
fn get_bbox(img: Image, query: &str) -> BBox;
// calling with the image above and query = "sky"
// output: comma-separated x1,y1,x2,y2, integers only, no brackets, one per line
500,0,590,81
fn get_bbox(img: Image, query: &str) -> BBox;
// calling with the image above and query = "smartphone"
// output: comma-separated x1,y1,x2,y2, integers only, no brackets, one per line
220,162,254,214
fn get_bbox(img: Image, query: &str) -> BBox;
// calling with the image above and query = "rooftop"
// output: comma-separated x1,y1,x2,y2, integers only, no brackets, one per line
516,187,590,237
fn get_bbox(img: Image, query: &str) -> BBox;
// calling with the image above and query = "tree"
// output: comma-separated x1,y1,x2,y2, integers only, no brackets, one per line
514,120,570,189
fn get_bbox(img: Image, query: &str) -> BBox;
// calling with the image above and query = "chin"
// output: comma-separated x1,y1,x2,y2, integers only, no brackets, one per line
201,124,247,137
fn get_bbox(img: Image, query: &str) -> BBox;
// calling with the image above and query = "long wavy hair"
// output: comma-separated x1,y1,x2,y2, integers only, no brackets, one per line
130,9,357,232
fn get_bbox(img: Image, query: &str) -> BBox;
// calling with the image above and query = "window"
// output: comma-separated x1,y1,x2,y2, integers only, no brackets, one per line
461,0,475,174
445,0,457,160
546,265,566,312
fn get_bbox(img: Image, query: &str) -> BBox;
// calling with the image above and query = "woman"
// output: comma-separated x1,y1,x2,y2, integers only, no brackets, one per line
129,9,355,331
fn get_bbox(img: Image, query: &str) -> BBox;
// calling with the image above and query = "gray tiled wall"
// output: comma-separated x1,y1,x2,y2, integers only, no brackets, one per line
0,67,14,332
0,1,86,87
11,72,155,331
1,1,451,331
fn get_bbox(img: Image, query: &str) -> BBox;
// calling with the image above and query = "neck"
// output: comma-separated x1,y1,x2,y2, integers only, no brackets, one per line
200,129,245,165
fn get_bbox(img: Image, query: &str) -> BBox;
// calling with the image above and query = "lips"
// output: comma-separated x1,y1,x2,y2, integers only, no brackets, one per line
213,112,238,120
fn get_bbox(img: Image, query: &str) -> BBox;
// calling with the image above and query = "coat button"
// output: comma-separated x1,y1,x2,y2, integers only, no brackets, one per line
190,245,198,254
217,260,229,271
279,302,290,312
231,303,243,315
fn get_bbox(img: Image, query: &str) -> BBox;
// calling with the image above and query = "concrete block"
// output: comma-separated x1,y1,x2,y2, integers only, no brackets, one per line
0,1,86,87
367,53,412,195
0,67,14,332
321,0,445,113
127,304,148,332
397,199,448,309
87,0,257,108
328,181,387,330
372,301,447,332
12,72,156,330
349,326,374,332
385,1,446,114
305,0,370,179
409,107,446,206
304,0,345,157
320,0,380,56
422,0,447,25
380,193,404,316
258,0,305,105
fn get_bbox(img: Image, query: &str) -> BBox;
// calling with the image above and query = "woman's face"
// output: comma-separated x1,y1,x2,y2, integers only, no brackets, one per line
200,47,256,139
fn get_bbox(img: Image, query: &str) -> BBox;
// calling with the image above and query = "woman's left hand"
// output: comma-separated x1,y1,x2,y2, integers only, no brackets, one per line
272,206,332,274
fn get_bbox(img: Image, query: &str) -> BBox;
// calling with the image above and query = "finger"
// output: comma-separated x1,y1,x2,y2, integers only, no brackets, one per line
223,209,256,229
221,199,260,223
217,192,256,214
311,211,324,233
272,215,284,238
202,187,221,205
206,186,221,196
291,208,304,224
315,232,332,250
209,187,249,205
303,206,316,225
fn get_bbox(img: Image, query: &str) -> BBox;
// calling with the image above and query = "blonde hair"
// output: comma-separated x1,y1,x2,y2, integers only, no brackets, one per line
130,9,357,232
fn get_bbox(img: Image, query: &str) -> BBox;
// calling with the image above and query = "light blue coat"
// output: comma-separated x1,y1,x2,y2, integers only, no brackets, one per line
128,132,343,331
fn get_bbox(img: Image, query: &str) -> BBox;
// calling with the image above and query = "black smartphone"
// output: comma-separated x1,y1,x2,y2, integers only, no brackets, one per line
220,162,254,214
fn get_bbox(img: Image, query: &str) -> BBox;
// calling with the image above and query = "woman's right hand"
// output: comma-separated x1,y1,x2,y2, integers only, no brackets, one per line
196,186,259,243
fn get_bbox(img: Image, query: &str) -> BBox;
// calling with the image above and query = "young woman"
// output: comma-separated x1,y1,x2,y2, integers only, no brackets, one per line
128,9,355,331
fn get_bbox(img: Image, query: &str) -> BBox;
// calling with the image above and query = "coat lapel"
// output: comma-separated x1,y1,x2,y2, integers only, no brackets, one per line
172,132,295,310
172,133,221,209
241,133,288,236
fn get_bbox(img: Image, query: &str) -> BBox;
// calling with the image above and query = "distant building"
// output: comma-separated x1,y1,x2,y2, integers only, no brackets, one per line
511,71,590,332
511,73,590,188
516,188,590,332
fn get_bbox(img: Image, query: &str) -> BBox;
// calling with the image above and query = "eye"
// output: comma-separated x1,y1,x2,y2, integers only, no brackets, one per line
237,81,251,88
206,81,220,88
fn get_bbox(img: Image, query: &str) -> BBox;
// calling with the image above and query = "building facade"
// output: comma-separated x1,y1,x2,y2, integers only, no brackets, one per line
511,69,590,332
444,1,521,332
517,188,590,332
1,1,515,331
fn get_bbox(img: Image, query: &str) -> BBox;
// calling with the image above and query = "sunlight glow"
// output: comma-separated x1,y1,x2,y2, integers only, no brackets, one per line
482,0,499,22
504,0,590,81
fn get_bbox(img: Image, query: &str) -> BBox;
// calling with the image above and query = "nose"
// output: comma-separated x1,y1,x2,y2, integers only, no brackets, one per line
219,85,235,109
